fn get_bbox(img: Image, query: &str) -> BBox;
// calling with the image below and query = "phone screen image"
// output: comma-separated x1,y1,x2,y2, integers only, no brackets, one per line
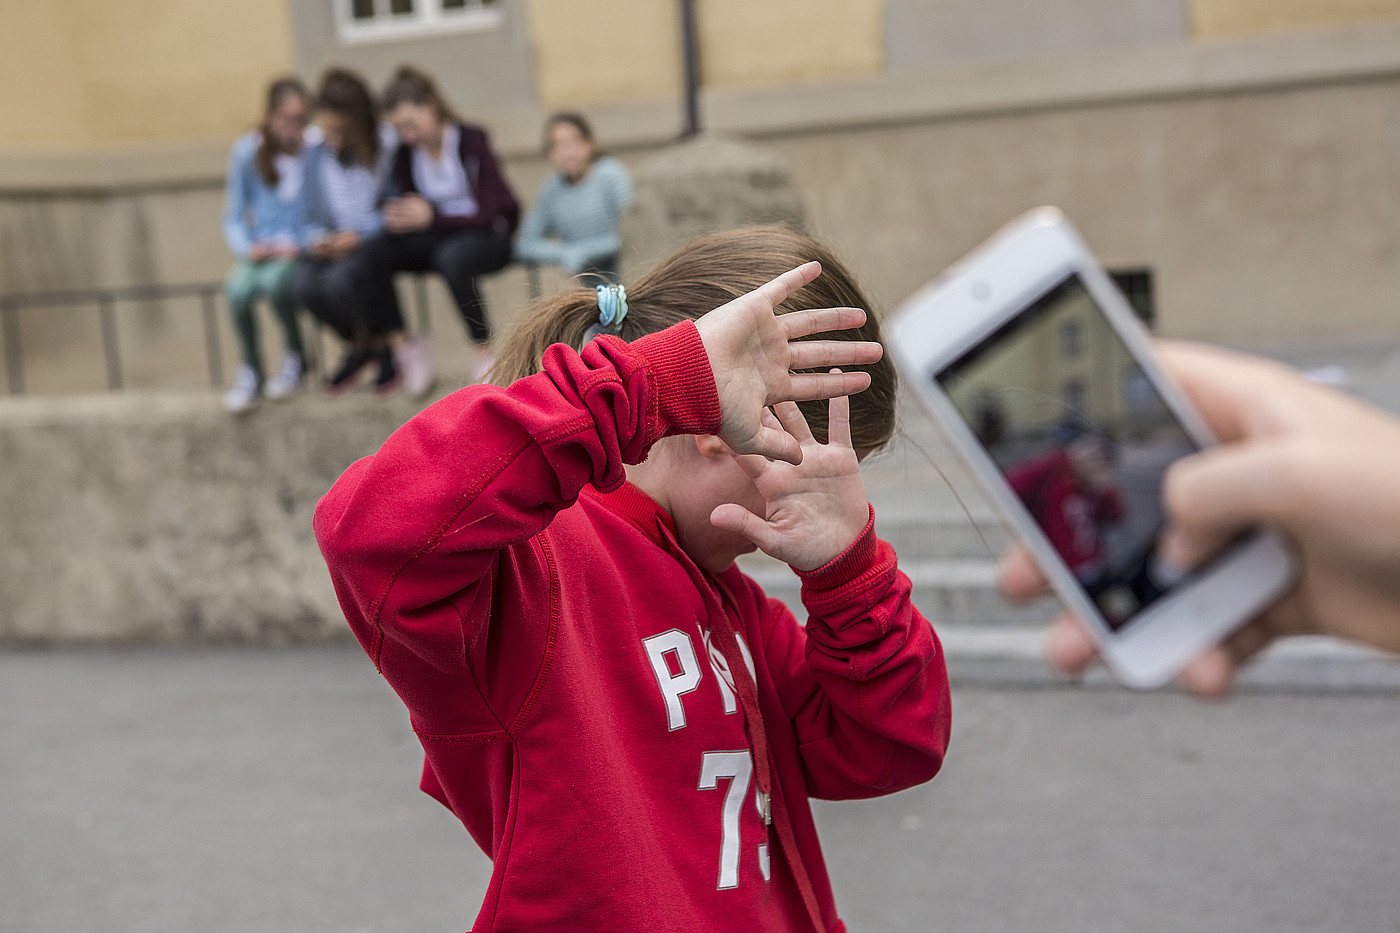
937,274,1197,631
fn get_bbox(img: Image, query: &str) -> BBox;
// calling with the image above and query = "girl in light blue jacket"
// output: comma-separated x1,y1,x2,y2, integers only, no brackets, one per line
220,77,310,413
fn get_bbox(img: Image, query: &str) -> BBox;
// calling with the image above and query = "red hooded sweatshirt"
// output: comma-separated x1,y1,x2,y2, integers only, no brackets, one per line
314,321,951,932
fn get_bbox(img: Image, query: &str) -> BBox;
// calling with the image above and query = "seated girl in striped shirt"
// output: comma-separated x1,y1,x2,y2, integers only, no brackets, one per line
295,68,402,396
514,112,633,284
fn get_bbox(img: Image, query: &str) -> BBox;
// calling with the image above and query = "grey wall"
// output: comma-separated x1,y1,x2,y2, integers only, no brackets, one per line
287,0,538,115
885,0,1187,72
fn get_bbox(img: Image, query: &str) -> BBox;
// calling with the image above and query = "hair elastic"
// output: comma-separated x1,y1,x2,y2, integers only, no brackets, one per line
587,283,628,340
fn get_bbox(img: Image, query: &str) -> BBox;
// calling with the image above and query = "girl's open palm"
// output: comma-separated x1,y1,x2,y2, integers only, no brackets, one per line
710,395,871,572
694,262,883,464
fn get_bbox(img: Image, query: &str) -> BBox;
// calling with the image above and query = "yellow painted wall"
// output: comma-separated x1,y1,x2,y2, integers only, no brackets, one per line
1191,0,1400,38
524,0,683,107
0,0,295,150
523,0,883,108
697,0,883,89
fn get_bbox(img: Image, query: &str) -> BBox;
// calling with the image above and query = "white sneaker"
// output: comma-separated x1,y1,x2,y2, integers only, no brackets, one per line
222,364,261,414
263,352,305,400
395,335,435,399
470,343,497,385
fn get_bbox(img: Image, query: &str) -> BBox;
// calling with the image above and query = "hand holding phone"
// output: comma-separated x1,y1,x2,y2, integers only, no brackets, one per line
889,208,1297,689
1002,339,1400,694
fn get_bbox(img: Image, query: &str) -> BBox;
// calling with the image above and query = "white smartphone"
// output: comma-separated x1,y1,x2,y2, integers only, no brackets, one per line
888,207,1296,689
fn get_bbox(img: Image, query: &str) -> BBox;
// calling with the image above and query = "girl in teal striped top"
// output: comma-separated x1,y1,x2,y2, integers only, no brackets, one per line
514,113,632,283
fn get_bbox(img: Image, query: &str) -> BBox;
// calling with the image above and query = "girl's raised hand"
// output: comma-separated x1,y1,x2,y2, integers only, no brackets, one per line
693,262,883,464
709,394,870,572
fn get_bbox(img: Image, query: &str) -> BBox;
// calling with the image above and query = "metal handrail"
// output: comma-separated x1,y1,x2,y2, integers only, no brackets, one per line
0,266,537,397
0,282,225,396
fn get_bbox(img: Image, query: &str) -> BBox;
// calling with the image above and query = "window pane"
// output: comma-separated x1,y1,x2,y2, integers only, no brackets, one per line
441,0,467,8
389,0,414,16
351,0,376,20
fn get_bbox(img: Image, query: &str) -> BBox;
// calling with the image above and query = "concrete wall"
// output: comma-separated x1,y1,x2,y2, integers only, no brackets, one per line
0,391,432,643
885,0,1186,72
769,78,1400,343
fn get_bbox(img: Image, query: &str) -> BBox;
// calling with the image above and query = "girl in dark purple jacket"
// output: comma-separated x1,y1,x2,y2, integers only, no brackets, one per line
353,65,521,393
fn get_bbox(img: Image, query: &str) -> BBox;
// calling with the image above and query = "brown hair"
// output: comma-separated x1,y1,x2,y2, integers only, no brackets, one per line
255,77,309,188
381,64,458,124
315,67,380,168
545,112,600,162
494,226,898,452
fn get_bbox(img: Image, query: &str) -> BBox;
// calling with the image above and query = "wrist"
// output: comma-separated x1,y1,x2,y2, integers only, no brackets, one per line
797,506,880,589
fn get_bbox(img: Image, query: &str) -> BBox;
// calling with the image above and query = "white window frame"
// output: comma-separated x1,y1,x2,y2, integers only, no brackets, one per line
335,0,503,46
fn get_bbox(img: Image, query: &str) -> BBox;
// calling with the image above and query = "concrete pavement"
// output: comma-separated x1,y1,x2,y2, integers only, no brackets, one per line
4,644,1398,933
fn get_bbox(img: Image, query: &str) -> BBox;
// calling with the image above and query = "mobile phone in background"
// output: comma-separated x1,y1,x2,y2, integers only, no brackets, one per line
889,207,1296,689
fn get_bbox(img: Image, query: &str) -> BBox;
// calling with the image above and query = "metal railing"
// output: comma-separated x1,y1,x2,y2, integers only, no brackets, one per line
0,282,226,396
0,265,544,397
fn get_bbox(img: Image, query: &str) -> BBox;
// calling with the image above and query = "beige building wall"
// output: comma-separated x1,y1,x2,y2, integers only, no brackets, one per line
0,0,295,151
0,6,90,149
523,0,683,107
1191,0,1400,38
697,0,883,89
522,0,883,108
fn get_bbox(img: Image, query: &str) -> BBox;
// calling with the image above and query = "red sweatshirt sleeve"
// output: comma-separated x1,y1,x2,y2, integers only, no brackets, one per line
750,510,951,800
314,324,719,688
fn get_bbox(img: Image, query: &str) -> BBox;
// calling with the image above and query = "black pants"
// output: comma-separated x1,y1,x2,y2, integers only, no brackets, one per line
292,257,362,342
355,229,512,344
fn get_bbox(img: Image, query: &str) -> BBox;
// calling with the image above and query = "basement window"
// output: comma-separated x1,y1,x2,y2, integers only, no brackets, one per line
336,0,502,44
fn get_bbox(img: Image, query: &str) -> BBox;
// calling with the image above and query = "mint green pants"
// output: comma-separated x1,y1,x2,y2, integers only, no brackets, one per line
225,258,304,378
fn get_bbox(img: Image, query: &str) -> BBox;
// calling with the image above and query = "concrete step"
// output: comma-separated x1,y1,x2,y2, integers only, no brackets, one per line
868,507,1010,560
734,552,1056,628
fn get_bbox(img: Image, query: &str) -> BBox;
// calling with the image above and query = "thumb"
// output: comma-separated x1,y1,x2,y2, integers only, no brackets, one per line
710,503,775,551
1161,439,1293,569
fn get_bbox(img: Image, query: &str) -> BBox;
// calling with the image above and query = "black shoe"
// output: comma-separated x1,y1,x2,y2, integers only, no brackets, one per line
372,346,401,396
323,348,372,396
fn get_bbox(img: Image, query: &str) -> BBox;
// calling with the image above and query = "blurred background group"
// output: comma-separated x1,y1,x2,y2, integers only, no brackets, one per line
4,0,1400,405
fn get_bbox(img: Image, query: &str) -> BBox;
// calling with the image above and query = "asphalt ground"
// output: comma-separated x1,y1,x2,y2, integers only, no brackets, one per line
4,644,1398,933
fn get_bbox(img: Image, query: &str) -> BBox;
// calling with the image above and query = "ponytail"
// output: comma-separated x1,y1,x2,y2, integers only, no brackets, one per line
493,226,899,452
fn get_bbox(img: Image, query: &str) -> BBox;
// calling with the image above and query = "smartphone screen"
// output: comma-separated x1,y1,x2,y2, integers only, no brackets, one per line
936,274,1197,631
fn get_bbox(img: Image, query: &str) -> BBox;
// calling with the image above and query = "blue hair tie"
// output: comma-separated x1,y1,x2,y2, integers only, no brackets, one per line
587,283,628,340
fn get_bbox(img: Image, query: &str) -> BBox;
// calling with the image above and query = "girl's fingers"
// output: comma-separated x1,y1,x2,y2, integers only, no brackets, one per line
773,401,814,443
710,503,774,550
749,424,804,465
826,375,853,449
787,339,883,371
786,370,872,403
779,304,867,339
749,262,822,312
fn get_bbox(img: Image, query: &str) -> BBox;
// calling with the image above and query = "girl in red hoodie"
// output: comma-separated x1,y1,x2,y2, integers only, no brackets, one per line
315,227,951,932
